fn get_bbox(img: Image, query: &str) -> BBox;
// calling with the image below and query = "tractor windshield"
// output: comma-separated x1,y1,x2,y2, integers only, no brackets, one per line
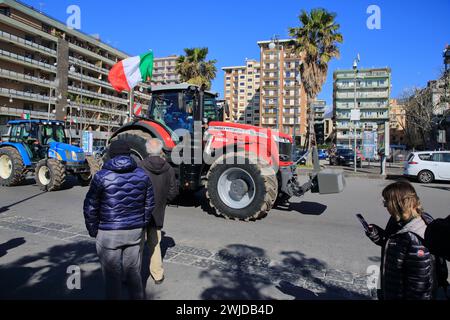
41,125,66,144
148,91,193,139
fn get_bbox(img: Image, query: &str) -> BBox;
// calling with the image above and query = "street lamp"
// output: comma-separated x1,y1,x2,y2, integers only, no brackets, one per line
352,54,360,173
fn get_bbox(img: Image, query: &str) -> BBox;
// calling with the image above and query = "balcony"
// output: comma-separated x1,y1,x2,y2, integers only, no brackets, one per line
335,71,389,79
69,56,110,75
0,49,57,73
336,91,389,99
0,105,54,120
68,86,128,104
0,87,55,104
0,30,57,57
0,68,54,88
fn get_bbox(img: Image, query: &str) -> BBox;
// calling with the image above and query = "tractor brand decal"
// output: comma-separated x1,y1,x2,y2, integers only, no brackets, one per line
208,126,269,139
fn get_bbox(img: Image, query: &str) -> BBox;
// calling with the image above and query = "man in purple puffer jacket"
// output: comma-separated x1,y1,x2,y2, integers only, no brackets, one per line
83,140,155,300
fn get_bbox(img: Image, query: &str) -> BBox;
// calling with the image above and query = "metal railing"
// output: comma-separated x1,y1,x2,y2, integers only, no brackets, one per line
68,86,128,104
0,68,54,87
0,88,56,103
0,49,57,71
0,30,57,56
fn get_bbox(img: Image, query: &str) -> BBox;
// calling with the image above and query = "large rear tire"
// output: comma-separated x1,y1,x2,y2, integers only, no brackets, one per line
0,147,25,186
105,130,153,162
78,155,102,186
35,159,66,191
206,153,278,221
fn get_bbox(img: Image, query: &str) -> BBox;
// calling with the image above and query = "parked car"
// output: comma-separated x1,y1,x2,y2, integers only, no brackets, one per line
329,148,362,167
318,149,328,160
292,149,307,165
403,151,450,183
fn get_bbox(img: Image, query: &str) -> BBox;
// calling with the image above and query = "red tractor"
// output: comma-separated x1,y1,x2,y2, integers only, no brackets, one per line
106,84,344,220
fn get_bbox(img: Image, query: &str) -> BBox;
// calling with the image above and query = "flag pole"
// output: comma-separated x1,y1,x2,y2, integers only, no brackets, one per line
128,89,134,122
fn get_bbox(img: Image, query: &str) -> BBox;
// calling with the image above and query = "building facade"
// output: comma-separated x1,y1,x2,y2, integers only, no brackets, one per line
151,55,181,86
389,98,406,146
0,0,158,144
257,39,307,145
333,68,391,148
222,59,261,124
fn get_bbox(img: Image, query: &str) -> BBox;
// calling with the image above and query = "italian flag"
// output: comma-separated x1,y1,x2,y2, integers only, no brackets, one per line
108,51,154,92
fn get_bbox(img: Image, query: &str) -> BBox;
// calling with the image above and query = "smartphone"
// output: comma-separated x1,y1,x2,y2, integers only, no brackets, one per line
356,214,370,232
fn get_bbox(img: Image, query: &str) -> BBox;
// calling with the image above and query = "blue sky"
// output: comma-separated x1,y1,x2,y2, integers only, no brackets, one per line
22,0,450,109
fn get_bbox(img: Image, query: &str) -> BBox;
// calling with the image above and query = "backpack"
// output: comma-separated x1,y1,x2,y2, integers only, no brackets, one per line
422,214,450,298
424,215,450,261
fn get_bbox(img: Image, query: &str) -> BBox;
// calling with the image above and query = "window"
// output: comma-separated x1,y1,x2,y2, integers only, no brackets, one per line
432,153,442,162
442,153,450,163
418,154,432,161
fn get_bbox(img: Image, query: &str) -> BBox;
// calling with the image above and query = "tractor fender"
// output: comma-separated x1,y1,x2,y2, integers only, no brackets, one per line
109,120,176,150
0,142,32,166
204,135,278,168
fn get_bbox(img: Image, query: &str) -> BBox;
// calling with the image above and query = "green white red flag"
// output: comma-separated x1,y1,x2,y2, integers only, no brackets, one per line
108,51,154,92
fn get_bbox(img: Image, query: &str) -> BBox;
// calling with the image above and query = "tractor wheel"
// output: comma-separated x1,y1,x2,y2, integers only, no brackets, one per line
78,155,102,186
0,147,25,186
106,130,152,162
35,159,66,191
206,153,278,221
77,173,91,186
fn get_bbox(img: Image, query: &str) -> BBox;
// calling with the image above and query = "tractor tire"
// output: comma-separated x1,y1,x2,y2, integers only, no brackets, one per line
35,159,66,191
106,130,153,162
206,153,278,221
0,147,25,186
78,155,102,186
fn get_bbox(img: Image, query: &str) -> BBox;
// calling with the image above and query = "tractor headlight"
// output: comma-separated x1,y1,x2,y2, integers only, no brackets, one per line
71,151,78,161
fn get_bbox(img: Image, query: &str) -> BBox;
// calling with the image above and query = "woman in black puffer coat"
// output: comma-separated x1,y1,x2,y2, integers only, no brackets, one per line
366,181,437,300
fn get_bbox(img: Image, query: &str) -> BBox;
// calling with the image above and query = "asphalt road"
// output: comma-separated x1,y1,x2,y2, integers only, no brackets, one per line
1,174,449,300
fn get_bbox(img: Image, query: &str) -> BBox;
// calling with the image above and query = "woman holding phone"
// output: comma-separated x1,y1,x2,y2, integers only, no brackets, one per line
365,181,438,300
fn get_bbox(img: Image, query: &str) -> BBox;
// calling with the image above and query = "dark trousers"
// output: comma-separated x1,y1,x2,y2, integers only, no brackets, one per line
96,229,145,300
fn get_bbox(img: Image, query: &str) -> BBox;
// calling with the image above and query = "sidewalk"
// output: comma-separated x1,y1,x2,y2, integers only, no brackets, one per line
297,162,404,180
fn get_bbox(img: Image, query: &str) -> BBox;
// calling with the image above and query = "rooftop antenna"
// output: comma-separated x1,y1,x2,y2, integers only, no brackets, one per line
39,2,45,13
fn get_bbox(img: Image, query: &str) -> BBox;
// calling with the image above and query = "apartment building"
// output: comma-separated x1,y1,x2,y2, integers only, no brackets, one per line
311,99,326,145
389,99,406,146
0,0,153,144
222,59,261,125
151,55,181,86
333,67,391,148
257,39,307,145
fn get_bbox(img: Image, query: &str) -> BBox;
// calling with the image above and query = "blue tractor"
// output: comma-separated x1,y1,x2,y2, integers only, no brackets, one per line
0,120,100,191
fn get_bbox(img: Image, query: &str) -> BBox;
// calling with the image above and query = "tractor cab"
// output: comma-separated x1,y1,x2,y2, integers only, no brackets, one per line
147,84,224,140
5,120,68,161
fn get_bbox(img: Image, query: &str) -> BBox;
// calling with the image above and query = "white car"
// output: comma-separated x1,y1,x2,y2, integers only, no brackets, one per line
403,151,450,183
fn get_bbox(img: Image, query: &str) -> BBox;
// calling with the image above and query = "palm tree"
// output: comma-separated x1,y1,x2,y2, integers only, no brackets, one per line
176,47,217,90
289,8,343,164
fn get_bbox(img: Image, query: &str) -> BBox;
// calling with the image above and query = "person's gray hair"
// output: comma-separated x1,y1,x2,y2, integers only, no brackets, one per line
147,138,164,156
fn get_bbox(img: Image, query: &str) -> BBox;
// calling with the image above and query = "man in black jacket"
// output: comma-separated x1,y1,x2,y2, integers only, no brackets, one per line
139,138,178,284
